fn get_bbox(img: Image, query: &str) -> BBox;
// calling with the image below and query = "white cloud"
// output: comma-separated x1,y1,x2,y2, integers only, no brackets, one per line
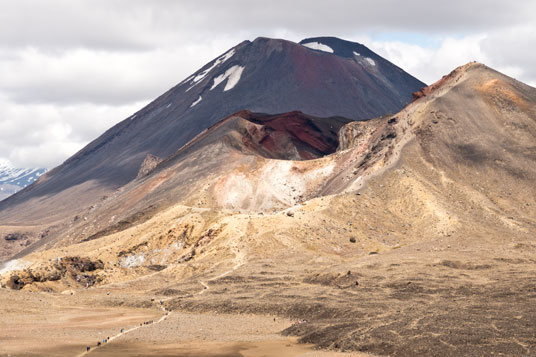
0,95,146,168
481,25,536,87
368,35,488,85
368,27,536,87
0,42,237,105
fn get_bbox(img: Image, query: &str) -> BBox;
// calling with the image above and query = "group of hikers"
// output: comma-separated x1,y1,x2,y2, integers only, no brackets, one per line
293,319,308,325
84,303,166,353
85,336,110,351
84,320,157,352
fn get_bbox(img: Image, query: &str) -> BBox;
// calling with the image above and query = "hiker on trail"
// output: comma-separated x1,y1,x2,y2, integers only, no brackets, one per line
86,346,90,352
97,341,101,347
121,328,124,333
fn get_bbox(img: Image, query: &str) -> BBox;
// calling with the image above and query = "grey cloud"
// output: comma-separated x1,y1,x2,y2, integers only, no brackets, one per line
0,1,153,50
170,0,534,34
2,1,535,50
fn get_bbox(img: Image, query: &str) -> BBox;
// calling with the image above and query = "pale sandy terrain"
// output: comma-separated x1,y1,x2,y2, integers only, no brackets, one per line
0,289,371,357
0,289,161,356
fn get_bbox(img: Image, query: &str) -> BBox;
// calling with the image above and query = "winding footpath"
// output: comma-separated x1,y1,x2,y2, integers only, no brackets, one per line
196,236,246,295
74,304,171,357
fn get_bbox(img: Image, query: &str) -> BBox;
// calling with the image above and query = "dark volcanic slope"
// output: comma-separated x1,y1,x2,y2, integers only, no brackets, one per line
0,36,424,224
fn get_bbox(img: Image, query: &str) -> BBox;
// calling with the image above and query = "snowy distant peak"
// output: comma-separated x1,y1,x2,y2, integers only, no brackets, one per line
0,161,46,200
302,41,334,53
0,160,46,189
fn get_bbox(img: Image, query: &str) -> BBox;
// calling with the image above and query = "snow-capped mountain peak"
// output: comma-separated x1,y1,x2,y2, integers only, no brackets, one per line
0,160,46,200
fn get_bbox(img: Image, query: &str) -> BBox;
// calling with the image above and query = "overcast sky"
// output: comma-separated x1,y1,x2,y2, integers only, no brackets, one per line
1,0,535,168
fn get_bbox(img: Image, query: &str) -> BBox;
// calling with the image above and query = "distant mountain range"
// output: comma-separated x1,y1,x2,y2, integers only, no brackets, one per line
0,160,46,201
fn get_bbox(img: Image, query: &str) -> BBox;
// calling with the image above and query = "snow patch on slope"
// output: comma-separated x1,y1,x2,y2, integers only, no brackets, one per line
365,58,376,66
302,42,334,53
210,65,245,91
185,49,236,91
353,52,376,66
190,96,202,107
182,75,194,84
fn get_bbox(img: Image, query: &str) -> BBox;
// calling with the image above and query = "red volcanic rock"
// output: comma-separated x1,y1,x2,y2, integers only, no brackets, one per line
177,110,352,161
246,112,343,158
412,90,426,101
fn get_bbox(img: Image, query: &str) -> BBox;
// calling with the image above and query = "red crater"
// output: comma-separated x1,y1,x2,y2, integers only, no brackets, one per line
239,111,352,160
